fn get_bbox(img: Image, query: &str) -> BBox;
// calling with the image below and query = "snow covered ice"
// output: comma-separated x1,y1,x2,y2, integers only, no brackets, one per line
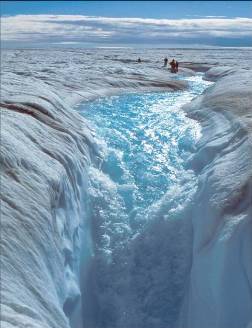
1,48,252,328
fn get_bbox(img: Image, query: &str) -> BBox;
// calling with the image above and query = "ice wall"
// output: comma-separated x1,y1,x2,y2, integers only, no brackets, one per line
179,68,252,328
0,74,99,328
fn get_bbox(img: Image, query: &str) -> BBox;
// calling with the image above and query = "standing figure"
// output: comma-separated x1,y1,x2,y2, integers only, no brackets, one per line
137,57,141,63
164,57,168,67
175,61,179,72
169,59,176,73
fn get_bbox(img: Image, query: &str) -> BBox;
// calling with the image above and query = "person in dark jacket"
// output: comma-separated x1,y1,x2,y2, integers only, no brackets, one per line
175,61,179,72
164,57,168,67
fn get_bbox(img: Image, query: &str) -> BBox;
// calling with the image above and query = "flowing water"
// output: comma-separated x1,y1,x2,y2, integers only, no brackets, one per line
78,75,212,328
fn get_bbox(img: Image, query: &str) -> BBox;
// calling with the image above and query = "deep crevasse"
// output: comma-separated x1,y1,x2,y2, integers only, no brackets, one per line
78,76,213,328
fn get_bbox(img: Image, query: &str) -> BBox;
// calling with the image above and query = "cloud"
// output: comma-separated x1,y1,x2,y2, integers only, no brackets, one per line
1,14,252,46
186,15,227,18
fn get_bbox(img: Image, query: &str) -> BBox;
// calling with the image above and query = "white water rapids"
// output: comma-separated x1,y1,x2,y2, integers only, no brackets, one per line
74,75,213,328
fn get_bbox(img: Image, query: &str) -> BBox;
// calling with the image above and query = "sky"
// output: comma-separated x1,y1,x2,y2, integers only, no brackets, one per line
1,1,252,48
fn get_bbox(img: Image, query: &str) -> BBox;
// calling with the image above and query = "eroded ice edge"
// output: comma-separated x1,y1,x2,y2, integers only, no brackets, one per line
1,49,252,328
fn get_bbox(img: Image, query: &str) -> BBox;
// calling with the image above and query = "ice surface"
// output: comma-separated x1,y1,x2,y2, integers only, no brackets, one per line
1,48,252,328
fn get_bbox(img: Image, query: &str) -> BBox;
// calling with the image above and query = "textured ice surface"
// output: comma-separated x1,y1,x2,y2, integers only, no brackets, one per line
1,77,97,328
1,48,252,328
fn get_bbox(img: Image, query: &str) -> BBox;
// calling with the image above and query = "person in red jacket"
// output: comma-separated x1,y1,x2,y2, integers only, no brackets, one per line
169,59,176,73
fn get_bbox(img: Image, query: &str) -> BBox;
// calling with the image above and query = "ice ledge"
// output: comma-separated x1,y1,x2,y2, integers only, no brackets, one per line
179,69,252,328
204,66,246,82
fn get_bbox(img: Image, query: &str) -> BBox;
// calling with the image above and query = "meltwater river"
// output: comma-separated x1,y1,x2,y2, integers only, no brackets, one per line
78,75,212,328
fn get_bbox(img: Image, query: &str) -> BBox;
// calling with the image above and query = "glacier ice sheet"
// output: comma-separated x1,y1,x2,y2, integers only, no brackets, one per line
1,48,252,328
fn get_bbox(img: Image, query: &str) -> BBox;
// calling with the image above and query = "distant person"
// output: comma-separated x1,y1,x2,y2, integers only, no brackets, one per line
164,57,168,67
137,57,142,63
169,59,176,73
175,61,179,72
